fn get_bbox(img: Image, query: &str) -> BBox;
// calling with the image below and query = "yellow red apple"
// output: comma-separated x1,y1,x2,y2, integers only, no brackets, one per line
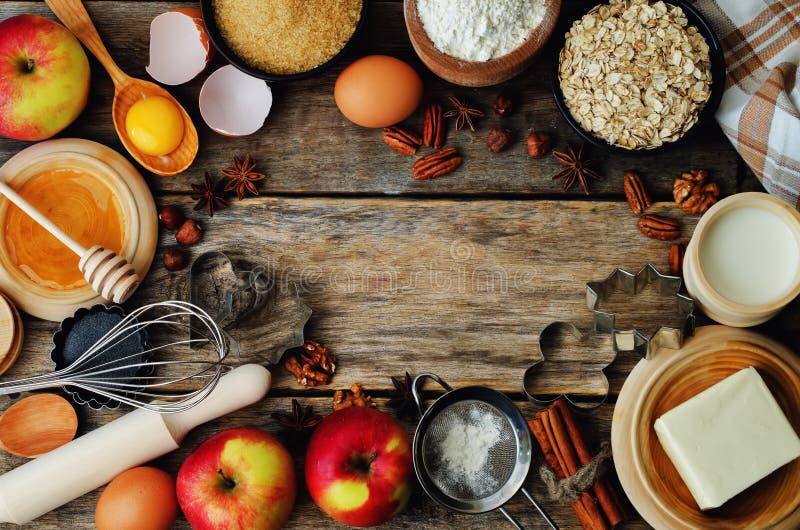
177,427,296,530
305,407,413,527
0,14,90,141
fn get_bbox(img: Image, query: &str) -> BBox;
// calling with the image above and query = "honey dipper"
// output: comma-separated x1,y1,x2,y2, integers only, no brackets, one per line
0,180,140,303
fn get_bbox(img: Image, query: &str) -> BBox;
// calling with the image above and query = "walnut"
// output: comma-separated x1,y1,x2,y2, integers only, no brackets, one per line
283,340,336,387
673,169,720,214
333,383,374,411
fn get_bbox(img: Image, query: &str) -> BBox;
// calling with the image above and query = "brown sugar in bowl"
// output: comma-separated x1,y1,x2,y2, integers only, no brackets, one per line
0,139,157,322
200,0,368,81
404,0,561,87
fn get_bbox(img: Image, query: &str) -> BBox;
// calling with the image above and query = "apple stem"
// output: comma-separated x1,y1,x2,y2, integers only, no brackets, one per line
25,58,34,73
217,468,236,489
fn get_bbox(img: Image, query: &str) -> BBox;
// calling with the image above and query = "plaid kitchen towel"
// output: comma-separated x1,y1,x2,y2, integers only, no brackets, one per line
694,0,800,209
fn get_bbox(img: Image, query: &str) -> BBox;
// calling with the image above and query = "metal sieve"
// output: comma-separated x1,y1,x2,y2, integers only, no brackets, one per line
412,373,558,529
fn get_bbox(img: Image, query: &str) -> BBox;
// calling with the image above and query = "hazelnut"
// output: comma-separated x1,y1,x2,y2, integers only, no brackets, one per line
527,131,551,158
175,219,202,246
492,94,513,116
158,205,185,230
163,248,187,271
486,127,512,153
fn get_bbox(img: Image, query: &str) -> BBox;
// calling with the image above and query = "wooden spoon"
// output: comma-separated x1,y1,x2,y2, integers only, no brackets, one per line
44,0,198,177
0,394,78,458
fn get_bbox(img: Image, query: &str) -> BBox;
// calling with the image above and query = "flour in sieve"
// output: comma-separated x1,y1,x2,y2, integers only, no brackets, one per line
417,0,546,62
436,407,506,497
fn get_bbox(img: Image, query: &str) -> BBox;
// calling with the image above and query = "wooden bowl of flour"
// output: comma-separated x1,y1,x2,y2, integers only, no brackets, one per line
404,0,561,87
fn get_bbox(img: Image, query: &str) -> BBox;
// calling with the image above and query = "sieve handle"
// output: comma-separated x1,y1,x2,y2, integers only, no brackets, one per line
411,373,453,416
498,507,525,529
520,487,559,529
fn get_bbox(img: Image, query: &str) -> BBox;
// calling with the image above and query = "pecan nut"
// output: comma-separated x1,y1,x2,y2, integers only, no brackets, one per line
638,214,680,240
423,102,445,148
283,339,337,387
623,170,652,215
669,243,685,275
673,169,720,214
412,147,462,180
486,127,512,153
381,126,422,156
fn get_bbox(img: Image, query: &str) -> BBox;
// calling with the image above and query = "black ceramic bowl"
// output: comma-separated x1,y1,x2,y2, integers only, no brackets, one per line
51,304,152,410
552,0,725,155
200,0,368,82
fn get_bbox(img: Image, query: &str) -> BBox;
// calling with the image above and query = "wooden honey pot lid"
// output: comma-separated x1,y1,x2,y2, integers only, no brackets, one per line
0,293,22,377
612,326,800,529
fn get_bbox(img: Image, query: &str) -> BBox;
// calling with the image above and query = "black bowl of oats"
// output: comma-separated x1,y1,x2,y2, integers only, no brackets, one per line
552,0,724,153
201,0,367,82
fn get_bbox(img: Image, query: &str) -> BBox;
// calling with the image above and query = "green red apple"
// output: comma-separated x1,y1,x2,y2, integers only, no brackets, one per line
0,14,90,141
177,427,296,530
305,407,413,527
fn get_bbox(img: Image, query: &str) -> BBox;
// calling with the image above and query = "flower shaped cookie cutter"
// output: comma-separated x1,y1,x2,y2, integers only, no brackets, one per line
587,264,695,359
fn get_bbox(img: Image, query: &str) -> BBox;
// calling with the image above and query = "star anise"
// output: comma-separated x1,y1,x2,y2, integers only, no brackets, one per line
222,154,266,201
271,399,322,433
191,172,229,217
552,144,603,194
443,96,484,132
387,372,417,419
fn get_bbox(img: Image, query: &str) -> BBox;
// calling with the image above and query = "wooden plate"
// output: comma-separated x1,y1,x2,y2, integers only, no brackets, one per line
612,326,800,529
404,0,561,87
0,139,157,321
0,293,22,376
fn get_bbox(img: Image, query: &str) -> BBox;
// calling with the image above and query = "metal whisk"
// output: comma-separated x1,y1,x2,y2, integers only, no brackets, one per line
0,301,231,413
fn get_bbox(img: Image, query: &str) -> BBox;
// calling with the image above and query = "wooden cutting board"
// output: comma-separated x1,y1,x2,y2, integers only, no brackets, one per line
612,326,800,530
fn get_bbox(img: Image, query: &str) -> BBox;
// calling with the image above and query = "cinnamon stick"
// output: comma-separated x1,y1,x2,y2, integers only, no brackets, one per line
530,416,597,530
553,400,628,527
543,409,610,530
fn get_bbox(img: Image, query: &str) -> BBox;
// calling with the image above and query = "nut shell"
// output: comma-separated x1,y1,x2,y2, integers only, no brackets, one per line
175,219,203,246
527,131,551,158
158,205,185,230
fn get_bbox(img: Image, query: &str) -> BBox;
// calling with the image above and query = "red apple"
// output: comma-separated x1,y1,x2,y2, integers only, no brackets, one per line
177,427,296,530
305,407,413,527
0,14,90,141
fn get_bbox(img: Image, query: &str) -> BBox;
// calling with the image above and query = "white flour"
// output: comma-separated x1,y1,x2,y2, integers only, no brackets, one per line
417,0,546,61
436,408,504,496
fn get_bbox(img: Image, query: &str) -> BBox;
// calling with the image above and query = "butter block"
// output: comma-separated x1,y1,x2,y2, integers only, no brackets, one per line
654,366,800,510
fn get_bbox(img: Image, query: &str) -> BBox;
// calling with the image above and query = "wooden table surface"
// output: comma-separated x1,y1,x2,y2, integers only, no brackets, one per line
1,1,799,529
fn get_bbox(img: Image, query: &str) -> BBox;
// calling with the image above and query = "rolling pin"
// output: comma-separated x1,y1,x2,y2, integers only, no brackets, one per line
0,363,270,524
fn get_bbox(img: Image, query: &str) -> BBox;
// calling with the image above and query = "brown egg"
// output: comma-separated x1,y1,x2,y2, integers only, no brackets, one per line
334,55,423,128
95,466,177,530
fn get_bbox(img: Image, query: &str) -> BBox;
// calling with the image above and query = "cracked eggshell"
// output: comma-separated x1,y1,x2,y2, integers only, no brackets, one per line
147,8,212,86
199,65,272,137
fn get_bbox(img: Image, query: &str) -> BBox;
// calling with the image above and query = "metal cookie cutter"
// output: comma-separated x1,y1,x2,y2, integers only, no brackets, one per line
586,264,695,359
523,321,614,410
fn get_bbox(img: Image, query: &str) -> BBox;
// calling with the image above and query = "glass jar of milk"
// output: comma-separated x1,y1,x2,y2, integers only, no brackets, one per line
683,192,800,327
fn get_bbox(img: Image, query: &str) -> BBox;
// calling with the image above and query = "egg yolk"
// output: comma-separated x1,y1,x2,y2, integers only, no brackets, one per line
124,96,184,156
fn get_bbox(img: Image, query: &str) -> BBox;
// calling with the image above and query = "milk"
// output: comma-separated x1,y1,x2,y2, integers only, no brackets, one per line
699,207,799,305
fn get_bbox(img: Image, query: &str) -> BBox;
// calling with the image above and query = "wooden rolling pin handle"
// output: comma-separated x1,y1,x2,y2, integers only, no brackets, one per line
0,180,85,257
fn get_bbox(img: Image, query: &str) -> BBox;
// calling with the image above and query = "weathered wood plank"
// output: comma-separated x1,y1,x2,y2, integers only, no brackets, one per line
0,1,743,198
3,197,721,400
0,396,648,530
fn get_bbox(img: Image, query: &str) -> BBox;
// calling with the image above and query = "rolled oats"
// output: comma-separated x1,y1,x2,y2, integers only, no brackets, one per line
558,0,712,150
